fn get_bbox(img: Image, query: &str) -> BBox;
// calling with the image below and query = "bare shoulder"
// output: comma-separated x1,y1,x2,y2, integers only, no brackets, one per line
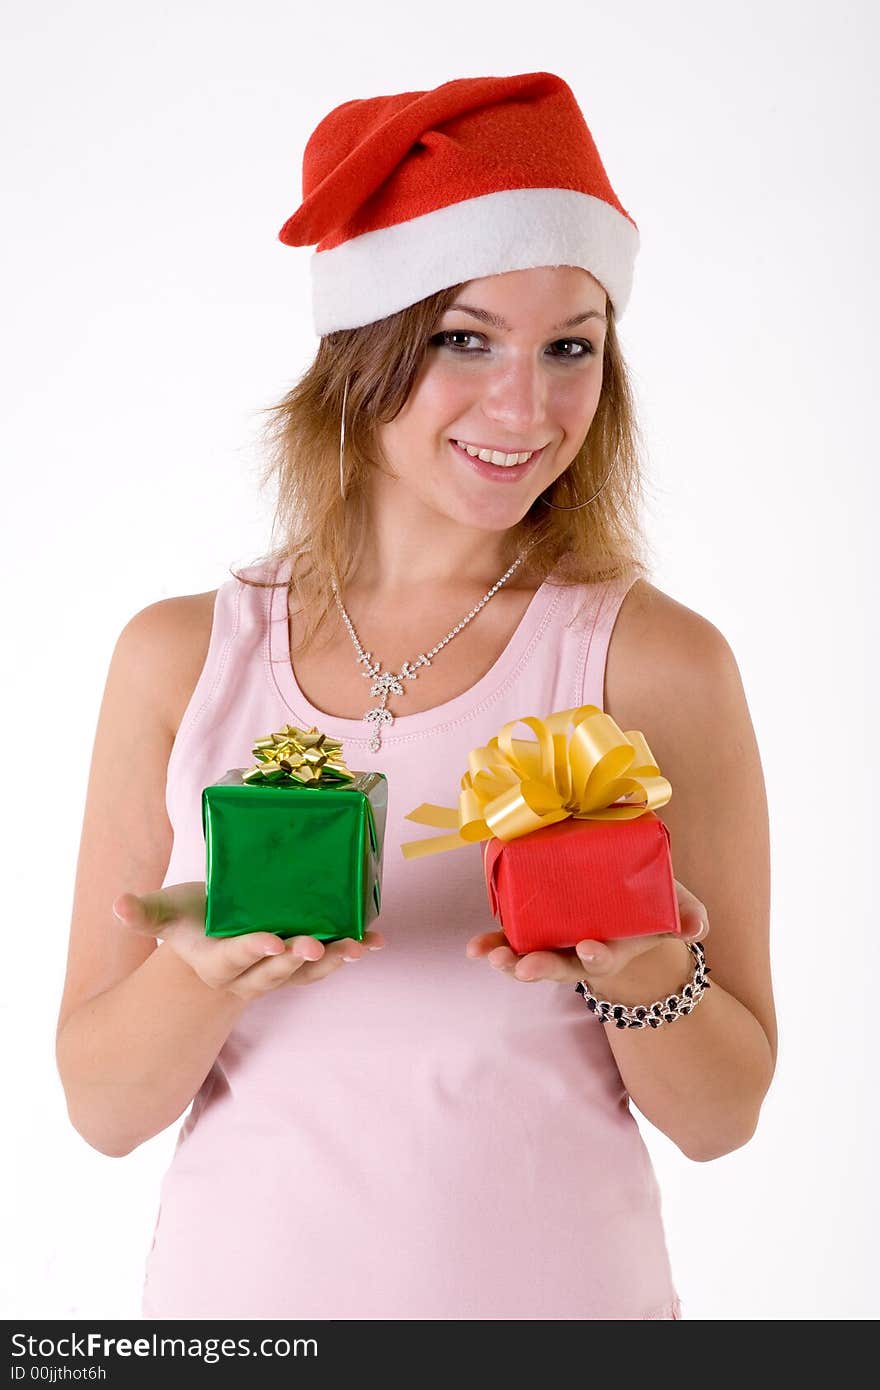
55,587,220,1053
605,577,737,716
605,578,776,1076
119,589,218,739
603,575,755,836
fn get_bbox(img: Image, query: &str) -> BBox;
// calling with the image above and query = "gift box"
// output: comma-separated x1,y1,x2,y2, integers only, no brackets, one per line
482,810,680,954
202,724,387,942
401,705,681,951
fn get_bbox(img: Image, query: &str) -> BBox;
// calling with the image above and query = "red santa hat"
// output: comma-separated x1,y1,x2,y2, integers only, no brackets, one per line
278,71,639,335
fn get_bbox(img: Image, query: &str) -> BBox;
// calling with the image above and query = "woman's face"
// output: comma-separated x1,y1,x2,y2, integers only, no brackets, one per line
373,265,608,534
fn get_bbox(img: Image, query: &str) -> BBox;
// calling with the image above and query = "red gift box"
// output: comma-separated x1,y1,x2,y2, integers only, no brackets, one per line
482,809,681,955
401,706,679,955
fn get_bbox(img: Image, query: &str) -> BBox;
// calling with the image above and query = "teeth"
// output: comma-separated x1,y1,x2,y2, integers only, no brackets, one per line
455,441,535,467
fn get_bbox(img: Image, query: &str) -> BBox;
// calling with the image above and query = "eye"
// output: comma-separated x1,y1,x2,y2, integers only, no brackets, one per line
431,330,485,352
429,330,596,359
552,338,596,359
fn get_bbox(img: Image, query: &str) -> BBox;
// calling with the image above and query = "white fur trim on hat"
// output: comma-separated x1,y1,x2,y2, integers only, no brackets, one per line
309,186,639,335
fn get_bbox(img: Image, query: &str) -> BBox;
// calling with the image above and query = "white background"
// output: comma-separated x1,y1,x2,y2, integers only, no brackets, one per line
2,0,877,1321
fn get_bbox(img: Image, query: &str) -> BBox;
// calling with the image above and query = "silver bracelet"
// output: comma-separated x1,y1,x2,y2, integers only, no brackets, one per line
575,939,711,1029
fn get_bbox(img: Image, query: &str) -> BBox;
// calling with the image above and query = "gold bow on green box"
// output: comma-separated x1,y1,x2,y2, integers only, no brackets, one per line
242,723,355,786
203,723,387,942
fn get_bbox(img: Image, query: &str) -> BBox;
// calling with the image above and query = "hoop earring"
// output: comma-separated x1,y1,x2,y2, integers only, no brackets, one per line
339,373,350,502
539,455,620,510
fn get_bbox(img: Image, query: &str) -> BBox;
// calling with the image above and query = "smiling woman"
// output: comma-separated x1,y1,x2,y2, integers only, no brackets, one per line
373,267,611,550
241,261,648,658
57,68,774,1325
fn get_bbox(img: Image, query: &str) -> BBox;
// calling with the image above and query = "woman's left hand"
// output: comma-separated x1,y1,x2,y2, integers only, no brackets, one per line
465,877,709,984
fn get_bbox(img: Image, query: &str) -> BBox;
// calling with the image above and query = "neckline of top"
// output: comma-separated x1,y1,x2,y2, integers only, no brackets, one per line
265,553,565,748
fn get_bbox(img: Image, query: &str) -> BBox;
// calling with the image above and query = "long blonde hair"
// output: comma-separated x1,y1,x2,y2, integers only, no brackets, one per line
235,280,652,654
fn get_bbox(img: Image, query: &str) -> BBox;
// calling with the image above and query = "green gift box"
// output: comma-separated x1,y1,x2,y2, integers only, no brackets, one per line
201,724,388,942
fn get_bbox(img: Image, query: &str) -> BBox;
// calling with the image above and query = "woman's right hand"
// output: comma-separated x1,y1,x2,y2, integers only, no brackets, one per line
112,882,386,1002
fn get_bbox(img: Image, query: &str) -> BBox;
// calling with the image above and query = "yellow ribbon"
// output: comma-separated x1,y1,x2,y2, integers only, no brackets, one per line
400,705,671,859
242,723,355,787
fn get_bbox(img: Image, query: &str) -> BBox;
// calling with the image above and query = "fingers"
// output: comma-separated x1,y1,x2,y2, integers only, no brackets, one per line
226,931,301,976
470,933,678,987
314,934,386,967
470,932,586,983
228,935,379,998
574,939,614,974
672,878,710,941
574,935,664,979
496,947,565,983
683,917,709,942
113,882,206,936
113,881,387,1000
225,936,325,996
482,943,587,984
470,931,591,983
465,931,507,958
112,891,169,934
468,883,712,988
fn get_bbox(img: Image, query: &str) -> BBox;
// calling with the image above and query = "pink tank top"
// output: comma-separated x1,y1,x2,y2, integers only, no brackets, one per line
141,555,683,1320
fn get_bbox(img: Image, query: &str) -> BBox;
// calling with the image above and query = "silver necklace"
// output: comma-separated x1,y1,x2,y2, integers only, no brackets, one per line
331,544,536,753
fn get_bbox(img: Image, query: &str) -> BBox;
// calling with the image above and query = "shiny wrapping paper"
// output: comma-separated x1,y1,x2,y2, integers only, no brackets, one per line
401,704,681,951
202,730,387,941
482,810,680,954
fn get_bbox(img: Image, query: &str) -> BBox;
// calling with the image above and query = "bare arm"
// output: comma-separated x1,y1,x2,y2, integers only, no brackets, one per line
55,595,239,1156
598,582,776,1160
56,596,383,1158
467,582,776,1163
57,934,250,1157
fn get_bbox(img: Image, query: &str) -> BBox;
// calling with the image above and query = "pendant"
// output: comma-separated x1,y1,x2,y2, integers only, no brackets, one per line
364,704,392,753
358,653,429,752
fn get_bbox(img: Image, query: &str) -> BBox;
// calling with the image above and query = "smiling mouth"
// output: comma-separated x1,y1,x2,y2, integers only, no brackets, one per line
451,439,544,468
449,439,545,483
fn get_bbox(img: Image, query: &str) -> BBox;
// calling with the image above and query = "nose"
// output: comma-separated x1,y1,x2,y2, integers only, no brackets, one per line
480,352,549,439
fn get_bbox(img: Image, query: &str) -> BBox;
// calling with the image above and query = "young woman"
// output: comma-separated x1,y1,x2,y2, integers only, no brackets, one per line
55,71,776,1321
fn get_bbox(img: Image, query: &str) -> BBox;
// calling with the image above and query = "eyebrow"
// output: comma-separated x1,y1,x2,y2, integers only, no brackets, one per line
446,302,608,331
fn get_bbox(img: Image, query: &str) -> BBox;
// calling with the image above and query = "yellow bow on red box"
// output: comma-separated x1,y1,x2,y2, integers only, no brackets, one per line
400,704,671,859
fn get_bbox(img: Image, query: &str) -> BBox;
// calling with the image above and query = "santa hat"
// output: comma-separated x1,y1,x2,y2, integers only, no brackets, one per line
278,71,639,336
